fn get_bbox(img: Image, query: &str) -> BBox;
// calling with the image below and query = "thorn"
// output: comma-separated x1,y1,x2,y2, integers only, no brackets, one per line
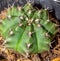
35,19,39,23
9,30,14,35
35,19,39,22
8,4,11,8
19,16,23,20
37,24,41,27
55,24,60,27
25,52,29,58
28,23,31,26
0,20,2,24
19,23,23,27
26,17,28,21
0,36,3,40
27,43,31,48
30,19,33,22
28,19,33,25
47,19,50,22
49,40,59,49
11,2,15,8
28,32,32,37
2,38,11,45
2,40,7,45
28,10,31,14
27,2,31,6
8,15,11,19
45,7,49,10
17,6,22,11
1,47,6,52
44,20,49,24
45,8,47,10
45,33,50,37
38,10,41,13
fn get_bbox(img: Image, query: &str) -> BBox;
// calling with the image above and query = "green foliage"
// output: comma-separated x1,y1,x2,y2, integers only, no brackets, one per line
0,3,57,55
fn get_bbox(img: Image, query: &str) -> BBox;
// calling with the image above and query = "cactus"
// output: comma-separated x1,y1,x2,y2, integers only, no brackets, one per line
0,3,57,55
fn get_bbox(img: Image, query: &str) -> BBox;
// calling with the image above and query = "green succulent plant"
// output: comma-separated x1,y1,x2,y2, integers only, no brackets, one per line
0,3,57,56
